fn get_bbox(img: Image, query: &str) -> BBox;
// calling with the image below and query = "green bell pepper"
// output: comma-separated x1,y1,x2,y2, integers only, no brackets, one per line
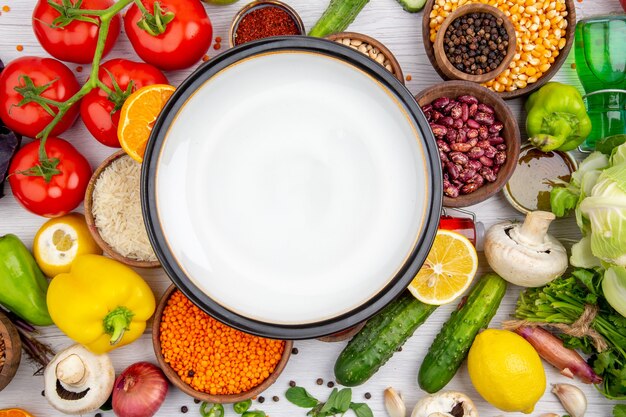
526,82,592,152
0,234,53,326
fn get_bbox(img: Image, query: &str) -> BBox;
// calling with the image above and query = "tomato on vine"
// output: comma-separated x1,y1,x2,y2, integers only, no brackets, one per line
9,138,92,218
32,0,121,64
0,56,81,139
124,0,213,71
80,59,168,147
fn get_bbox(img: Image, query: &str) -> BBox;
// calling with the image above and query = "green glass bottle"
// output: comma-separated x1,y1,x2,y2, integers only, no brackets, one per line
574,15,626,150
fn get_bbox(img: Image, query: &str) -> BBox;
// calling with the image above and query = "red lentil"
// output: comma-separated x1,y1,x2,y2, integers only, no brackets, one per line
213,43,221,50
215,36,222,43
160,290,285,395
202,55,210,62
406,74,412,81
234,6,300,46
16,45,23,52
2,5,9,12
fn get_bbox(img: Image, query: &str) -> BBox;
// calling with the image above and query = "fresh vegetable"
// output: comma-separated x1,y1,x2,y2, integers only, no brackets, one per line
112,362,168,417
80,59,167,147
233,400,252,414
484,210,568,287
0,114,20,199
383,387,405,417
603,266,626,317
418,273,507,393
334,291,437,386
123,0,213,71
0,234,53,326
44,344,115,415
615,404,626,417
286,386,373,417
394,0,426,12
308,0,370,38
33,213,102,277
47,254,156,354
201,0,240,4
515,268,626,399
526,82,592,152
0,56,80,138
513,326,602,384
32,0,121,64
468,329,546,414
552,384,587,417
8,138,92,217
411,392,478,417
596,134,626,155
200,403,225,417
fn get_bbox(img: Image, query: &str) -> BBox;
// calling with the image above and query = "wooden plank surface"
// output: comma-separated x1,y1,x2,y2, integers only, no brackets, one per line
1,0,625,416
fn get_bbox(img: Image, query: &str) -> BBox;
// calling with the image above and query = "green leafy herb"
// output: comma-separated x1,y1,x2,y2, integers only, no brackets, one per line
614,404,626,417
241,411,266,417
286,386,373,417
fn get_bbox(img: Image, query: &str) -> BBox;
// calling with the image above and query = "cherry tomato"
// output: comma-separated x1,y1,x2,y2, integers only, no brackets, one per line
32,0,121,64
0,56,81,139
124,0,213,71
80,59,167,147
9,138,92,218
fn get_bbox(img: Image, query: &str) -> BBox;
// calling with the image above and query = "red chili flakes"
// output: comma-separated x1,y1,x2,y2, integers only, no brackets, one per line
234,6,300,46
16,45,23,52
406,74,412,81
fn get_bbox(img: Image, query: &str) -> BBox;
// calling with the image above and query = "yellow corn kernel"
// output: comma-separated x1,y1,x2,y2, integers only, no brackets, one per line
517,73,528,81
525,67,537,76
515,80,528,88
497,76,510,86
512,66,522,74
523,44,536,51
558,38,566,49
525,0,535,5
526,5,537,13
540,63,551,72
494,81,505,92
531,49,542,58
546,9,556,19
444,2,452,10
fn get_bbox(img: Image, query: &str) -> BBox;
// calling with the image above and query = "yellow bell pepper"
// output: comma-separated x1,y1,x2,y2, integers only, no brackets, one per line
47,254,156,354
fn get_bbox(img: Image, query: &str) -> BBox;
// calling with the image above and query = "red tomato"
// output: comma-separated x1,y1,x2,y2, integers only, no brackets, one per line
32,0,121,64
9,138,92,218
124,0,213,71
0,57,80,139
80,59,168,147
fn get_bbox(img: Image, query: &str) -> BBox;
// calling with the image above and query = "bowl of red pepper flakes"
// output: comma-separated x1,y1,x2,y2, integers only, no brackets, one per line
229,0,305,47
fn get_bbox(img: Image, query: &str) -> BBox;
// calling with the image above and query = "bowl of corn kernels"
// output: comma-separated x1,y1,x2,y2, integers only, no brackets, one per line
422,0,576,99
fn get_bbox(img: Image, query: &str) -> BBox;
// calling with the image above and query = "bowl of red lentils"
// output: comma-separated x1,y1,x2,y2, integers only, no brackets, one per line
152,285,292,403
422,0,576,99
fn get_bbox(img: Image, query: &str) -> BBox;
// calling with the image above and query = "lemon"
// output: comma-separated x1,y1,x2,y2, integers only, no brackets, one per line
408,229,478,305
468,329,546,414
33,213,102,277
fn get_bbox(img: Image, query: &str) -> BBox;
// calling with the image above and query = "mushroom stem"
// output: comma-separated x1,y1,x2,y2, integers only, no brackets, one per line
56,354,87,386
514,211,556,246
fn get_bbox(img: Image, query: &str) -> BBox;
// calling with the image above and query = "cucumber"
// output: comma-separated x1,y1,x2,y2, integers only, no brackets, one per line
334,292,437,386
394,0,426,13
418,273,507,393
308,0,370,38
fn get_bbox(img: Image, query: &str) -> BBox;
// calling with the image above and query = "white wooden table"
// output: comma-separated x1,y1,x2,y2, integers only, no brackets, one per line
1,0,624,416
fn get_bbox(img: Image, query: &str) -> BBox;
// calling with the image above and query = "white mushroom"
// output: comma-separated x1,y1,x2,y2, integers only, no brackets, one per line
411,391,478,417
44,344,115,415
484,211,568,287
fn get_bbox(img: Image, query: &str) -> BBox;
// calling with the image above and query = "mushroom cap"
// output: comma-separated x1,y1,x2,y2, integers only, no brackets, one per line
484,221,568,287
44,344,115,415
411,391,478,417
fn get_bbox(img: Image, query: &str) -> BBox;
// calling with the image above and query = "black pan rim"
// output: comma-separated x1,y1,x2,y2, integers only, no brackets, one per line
141,36,442,340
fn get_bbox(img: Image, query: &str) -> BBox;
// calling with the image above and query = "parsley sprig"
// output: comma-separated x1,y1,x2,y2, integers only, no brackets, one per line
286,386,373,417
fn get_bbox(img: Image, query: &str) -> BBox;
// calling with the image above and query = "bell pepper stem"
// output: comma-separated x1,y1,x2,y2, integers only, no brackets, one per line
104,306,135,346
529,112,576,152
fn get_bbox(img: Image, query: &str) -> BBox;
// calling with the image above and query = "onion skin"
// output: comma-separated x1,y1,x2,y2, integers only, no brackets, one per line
112,362,169,417
515,326,602,384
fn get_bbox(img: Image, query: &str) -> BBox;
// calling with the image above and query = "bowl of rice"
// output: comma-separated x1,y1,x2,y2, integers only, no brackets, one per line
85,151,160,268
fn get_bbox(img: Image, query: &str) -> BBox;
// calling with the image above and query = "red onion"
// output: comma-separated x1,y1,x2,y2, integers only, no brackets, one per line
515,326,602,384
112,362,169,417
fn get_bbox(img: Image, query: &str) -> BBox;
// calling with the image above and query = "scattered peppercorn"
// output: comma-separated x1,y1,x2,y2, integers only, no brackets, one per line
258,396,265,403
316,378,323,385
327,381,335,388
160,290,286,396
194,399,201,404
41,390,45,397
95,413,102,417
364,392,371,399
234,6,301,46
181,406,188,413
289,380,296,387
397,346,403,352
443,12,509,76
272,396,279,402
292,347,299,355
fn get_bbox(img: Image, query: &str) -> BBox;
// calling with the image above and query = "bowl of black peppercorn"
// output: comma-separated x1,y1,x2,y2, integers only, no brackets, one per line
433,3,517,84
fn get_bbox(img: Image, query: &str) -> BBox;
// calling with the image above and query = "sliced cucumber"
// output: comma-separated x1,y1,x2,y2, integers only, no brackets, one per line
395,0,427,13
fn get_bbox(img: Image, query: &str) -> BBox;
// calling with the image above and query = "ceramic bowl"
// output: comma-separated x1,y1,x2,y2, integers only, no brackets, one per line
85,150,160,268
141,37,442,339
326,32,404,83
433,4,517,83
0,310,22,392
422,0,576,99
415,80,521,208
152,285,292,403
229,0,305,48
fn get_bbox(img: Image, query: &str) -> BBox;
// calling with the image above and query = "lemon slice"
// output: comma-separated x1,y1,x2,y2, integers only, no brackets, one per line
33,213,102,277
408,229,478,305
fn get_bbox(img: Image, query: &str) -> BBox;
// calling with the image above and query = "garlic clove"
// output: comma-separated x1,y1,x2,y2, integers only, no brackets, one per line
552,383,587,417
384,387,406,417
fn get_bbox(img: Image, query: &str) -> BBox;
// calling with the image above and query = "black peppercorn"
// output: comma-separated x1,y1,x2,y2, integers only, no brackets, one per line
273,396,280,402
258,396,265,403
289,380,296,387
316,378,323,385
364,392,371,399
292,347,299,355
181,406,189,413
